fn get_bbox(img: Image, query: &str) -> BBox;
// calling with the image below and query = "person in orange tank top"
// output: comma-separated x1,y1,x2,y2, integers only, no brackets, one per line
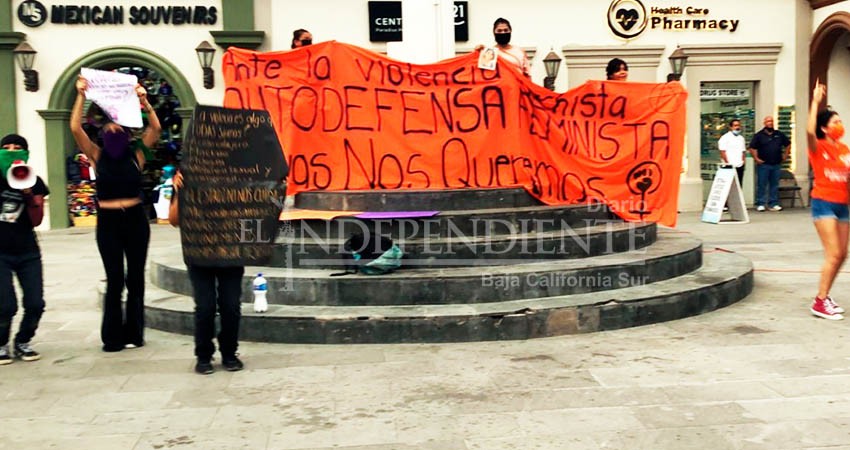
807,81,850,320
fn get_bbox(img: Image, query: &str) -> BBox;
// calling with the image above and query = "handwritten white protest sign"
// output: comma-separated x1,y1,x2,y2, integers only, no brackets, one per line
81,68,142,128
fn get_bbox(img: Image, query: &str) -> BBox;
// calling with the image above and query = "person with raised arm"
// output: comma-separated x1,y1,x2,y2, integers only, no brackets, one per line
70,75,161,351
807,80,850,320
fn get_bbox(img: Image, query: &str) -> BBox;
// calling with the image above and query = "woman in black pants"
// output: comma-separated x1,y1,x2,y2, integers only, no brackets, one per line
70,75,161,352
169,171,245,375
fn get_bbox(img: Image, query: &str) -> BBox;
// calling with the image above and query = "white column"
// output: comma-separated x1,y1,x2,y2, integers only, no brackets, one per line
386,0,455,63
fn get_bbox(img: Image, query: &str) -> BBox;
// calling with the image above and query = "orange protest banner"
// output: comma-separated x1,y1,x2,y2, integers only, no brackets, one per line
223,42,687,226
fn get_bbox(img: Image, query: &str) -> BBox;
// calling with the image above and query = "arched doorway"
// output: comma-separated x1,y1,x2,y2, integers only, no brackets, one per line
811,12,850,106
39,46,197,228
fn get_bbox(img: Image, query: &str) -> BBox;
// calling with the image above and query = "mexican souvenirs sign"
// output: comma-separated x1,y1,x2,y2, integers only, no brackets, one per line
223,42,687,226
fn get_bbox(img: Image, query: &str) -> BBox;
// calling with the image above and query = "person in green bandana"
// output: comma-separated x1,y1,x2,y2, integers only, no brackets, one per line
0,134,49,365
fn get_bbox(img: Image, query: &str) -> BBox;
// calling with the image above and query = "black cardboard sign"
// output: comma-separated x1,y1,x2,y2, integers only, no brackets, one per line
180,105,288,267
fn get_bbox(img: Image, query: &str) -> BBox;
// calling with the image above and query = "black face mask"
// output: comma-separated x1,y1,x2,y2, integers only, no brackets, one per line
765,127,774,132
495,32,511,45
300,39,312,46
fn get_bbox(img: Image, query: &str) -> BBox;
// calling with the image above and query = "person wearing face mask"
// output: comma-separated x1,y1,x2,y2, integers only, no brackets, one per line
476,18,529,78
718,118,747,187
291,29,313,49
606,58,629,81
0,134,48,365
749,116,791,212
70,75,162,351
807,81,850,320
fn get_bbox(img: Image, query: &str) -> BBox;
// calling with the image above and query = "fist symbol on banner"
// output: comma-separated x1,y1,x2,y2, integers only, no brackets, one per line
626,161,663,220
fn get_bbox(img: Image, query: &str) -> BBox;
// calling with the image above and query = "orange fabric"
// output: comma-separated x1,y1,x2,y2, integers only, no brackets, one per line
497,46,529,77
810,139,850,204
279,209,361,221
222,42,688,226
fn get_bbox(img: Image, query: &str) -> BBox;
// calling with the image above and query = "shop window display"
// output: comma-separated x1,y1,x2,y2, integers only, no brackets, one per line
699,81,755,203
67,66,183,226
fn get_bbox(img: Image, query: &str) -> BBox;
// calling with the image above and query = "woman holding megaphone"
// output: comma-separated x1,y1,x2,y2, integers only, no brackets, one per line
0,134,48,364
70,75,161,352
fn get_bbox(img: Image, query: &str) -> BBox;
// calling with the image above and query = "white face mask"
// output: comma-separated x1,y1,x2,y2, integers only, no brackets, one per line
731,129,741,136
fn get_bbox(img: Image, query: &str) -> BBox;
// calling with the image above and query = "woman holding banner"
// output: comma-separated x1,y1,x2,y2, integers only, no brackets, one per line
807,80,849,320
606,58,629,81
291,29,312,49
476,18,529,78
70,75,162,351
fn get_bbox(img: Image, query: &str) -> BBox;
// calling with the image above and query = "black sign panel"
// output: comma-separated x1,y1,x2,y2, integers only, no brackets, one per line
180,105,288,267
369,1,402,42
18,0,48,27
368,1,469,42
453,1,468,42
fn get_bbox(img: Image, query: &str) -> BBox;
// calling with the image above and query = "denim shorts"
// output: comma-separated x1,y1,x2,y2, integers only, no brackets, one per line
811,198,850,222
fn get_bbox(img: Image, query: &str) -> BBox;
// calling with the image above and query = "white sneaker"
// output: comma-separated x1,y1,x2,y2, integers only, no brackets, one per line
827,296,846,314
0,345,12,365
756,205,766,212
770,205,783,211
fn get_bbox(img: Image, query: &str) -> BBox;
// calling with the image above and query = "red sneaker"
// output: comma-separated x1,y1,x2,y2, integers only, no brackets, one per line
812,297,845,320
826,296,846,314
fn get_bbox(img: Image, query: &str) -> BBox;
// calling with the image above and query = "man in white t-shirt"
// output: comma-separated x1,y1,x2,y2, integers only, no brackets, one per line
718,118,747,186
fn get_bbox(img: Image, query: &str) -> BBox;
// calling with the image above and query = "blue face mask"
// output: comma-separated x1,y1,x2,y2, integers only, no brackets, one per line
732,129,742,136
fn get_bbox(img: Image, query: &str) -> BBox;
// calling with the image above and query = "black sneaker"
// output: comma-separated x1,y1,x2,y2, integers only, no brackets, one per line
13,342,40,361
222,355,244,372
0,345,12,365
195,359,214,375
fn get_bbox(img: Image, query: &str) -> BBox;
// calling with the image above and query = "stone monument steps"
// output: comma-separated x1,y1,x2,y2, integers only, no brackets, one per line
143,252,753,343
270,222,656,269
151,230,700,306
293,187,543,211
285,203,617,240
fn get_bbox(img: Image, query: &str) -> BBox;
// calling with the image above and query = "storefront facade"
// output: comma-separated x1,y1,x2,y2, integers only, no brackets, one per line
1,0,846,228
1,0,264,228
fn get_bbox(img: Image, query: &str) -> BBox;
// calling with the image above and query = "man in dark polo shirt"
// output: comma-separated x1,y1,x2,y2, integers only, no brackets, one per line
749,116,791,212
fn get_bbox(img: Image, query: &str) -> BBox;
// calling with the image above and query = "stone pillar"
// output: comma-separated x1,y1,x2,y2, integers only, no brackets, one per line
210,0,264,50
794,0,813,203
0,0,24,136
176,107,194,141
36,109,72,229
387,0,454,63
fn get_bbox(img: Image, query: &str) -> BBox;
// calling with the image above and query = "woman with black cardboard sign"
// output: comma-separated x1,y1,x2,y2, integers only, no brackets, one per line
169,171,245,375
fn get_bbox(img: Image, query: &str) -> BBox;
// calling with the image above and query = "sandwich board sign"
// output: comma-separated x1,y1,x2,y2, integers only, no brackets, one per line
701,165,749,224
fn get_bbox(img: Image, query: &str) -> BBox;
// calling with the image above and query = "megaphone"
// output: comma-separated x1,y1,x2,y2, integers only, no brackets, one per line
7,160,36,190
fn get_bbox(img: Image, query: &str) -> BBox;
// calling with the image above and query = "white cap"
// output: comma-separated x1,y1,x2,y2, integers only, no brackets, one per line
7,160,36,190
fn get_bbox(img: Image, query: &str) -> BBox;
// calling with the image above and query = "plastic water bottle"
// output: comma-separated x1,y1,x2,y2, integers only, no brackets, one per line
252,273,268,313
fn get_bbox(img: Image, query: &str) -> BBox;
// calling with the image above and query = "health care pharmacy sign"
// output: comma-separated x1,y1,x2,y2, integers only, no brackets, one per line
16,0,218,26
607,0,740,40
